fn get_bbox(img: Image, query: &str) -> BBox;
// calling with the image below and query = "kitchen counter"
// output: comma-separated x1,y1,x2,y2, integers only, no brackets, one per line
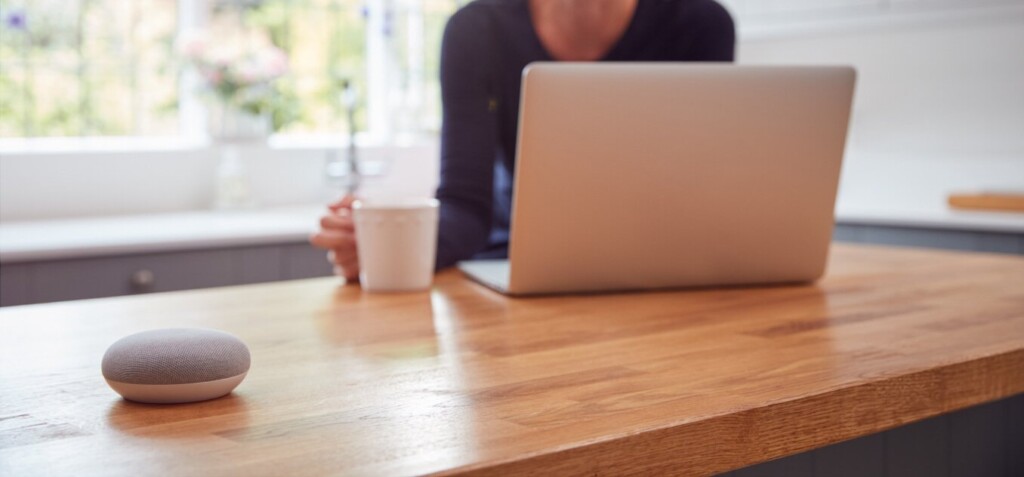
1,244,1022,475
0,205,323,263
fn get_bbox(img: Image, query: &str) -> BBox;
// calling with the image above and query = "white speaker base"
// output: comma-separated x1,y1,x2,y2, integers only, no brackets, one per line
106,372,247,404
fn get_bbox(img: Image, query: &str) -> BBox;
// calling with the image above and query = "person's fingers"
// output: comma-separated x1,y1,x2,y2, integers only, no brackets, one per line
328,194,357,212
335,264,360,282
320,213,354,231
337,257,360,277
332,246,358,264
320,195,360,283
327,248,359,281
326,247,358,266
334,262,359,281
310,230,355,250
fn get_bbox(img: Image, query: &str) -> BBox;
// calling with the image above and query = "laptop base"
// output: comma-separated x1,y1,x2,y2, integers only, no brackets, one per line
457,260,512,294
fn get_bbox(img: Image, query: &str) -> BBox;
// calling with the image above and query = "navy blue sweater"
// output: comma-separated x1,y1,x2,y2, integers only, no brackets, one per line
435,0,736,269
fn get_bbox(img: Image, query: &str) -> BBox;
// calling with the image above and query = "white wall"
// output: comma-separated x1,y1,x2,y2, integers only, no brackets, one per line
732,5,1024,217
738,13,1024,159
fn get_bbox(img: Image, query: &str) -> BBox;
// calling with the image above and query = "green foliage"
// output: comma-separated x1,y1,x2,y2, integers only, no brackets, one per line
267,79,300,131
2,0,456,138
0,72,23,135
1,0,176,137
244,0,292,50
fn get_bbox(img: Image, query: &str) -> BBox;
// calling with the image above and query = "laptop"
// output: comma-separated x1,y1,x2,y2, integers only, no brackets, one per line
459,63,856,296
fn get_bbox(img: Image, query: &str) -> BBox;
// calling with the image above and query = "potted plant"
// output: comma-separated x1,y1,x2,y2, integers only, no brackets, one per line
177,32,295,208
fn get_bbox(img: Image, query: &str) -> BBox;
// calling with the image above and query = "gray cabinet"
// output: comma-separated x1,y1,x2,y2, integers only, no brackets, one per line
833,223,1024,255
282,243,335,280
727,393,1024,477
2,224,1021,307
0,263,31,307
30,249,236,304
0,242,334,307
236,245,286,285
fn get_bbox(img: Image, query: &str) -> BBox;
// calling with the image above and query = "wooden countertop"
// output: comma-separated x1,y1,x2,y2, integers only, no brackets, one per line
2,244,1022,476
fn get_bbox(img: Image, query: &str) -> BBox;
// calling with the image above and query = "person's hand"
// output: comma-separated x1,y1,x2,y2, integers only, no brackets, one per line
310,195,359,281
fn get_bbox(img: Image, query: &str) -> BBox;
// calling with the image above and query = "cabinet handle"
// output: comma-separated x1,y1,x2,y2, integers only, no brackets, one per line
129,269,155,292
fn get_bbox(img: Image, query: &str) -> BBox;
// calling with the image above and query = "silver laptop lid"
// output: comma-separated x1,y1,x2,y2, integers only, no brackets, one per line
506,64,856,295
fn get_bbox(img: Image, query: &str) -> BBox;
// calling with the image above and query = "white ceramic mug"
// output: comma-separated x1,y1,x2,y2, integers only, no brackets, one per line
352,198,439,292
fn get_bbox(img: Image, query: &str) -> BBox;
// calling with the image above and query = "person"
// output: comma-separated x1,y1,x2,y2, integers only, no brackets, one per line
311,0,735,280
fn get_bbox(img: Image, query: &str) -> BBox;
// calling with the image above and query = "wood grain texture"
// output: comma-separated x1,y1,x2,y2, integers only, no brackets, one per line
1,244,1023,476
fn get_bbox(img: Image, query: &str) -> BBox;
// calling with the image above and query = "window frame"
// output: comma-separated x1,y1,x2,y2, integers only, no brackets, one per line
0,0,444,153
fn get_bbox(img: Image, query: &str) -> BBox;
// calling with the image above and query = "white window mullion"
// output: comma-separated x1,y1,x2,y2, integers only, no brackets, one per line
404,0,425,135
178,0,209,141
366,0,392,143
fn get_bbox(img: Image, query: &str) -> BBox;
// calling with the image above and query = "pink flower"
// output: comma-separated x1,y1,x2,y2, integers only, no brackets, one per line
259,47,289,78
175,31,208,60
202,68,224,86
177,29,289,93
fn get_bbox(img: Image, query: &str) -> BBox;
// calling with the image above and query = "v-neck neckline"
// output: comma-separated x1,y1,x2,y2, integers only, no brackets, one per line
524,0,643,62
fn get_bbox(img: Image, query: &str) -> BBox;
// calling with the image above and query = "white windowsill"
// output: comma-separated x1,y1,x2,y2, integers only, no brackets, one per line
0,133,438,157
0,136,210,155
0,137,442,223
0,205,325,264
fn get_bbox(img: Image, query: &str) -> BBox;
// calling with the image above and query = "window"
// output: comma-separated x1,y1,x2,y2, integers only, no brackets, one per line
0,0,462,142
0,0,179,137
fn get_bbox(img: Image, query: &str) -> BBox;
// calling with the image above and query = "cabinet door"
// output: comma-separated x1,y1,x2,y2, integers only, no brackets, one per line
0,263,32,307
236,245,284,285
30,249,236,304
836,224,1024,255
282,243,335,280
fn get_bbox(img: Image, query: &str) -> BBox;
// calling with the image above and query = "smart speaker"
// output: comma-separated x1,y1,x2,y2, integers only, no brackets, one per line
102,328,250,404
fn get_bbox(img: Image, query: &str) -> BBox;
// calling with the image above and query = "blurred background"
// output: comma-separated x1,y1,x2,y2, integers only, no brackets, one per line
2,0,1023,215
0,0,452,140
0,0,1022,306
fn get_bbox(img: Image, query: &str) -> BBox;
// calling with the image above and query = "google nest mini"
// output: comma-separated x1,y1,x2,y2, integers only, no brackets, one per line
102,328,250,404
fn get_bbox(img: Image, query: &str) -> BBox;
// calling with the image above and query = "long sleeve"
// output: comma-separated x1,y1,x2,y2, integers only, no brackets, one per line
684,0,736,61
434,7,500,270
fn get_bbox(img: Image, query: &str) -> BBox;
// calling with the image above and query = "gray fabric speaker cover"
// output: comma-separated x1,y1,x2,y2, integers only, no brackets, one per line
102,328,251,385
